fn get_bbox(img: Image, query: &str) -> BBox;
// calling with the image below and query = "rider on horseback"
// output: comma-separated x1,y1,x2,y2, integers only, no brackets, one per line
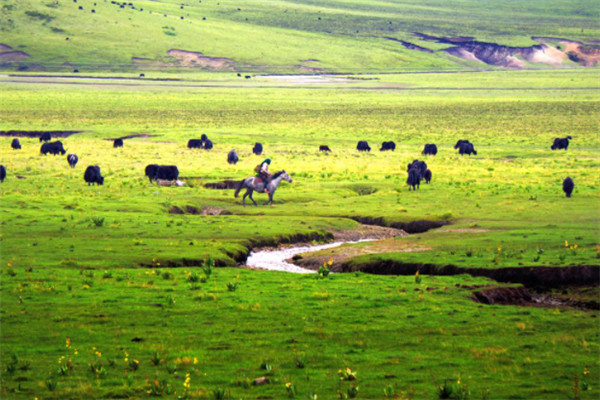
257,158,272,193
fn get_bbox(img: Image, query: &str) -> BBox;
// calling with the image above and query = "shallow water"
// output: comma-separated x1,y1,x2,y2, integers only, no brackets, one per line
245,240,373,273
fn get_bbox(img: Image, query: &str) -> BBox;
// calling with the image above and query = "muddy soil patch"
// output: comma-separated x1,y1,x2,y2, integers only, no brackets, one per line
204,180,239,189
348,216,448,234
0,130,83,138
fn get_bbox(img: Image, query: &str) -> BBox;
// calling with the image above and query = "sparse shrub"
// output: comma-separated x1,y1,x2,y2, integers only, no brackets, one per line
91,217,105,227
46,374,58,391
211,387,228,400
186,270,200,283
338,367,357,381
162,271,173,280
227,282,238,292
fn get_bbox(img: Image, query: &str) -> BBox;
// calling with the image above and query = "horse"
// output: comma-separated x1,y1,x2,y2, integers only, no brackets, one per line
234,170,292,206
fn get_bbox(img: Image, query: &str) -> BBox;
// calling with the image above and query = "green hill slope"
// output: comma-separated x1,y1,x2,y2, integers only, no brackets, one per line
1,0,599,72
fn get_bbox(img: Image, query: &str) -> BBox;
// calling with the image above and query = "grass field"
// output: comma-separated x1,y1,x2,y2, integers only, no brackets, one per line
1,0,599,72
0,69,599,399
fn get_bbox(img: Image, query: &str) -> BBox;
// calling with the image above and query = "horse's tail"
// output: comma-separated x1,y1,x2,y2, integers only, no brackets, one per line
234,179,245,198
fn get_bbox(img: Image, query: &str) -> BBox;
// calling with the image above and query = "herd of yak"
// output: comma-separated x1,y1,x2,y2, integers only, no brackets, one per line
1,133,575,198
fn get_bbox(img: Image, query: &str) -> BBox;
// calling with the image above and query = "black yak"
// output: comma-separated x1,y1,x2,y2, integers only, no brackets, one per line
319,145,331,152
39,132,52,142
253,142,263,155
407,168,420,191
0,165,6,183
357,141,371,152
551,136,572,150
203,139,213,150
422,144,437,155
113,138,124,148
187,139,203,149
11,139,21,150
407,160,428,179
424,169,432,184
227,149,239,164
563,177,574,198
41,141,66,155
380,141,396,151
84,165,104,185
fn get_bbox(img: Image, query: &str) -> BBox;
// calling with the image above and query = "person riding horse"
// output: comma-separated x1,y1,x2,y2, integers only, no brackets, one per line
257,158,272,193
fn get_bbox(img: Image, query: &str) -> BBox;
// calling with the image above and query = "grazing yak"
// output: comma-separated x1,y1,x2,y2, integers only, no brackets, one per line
201,134,208,142
380,141,396,151
67,153,78,168
11,139,21,150
422,143,437,156
563,177,574,198
203,139,213,150
0,165,5,183
406,167,420,191
253,142,263,155
157,165,179,181
41,141,66,155
84,165,104,185
551,136,572,150
39,132,52,142
227,149,239,164
187,139,203,149
424,169,432,184
113,138,124,148
407,159,428,179
458,141,477,156
145,164,159,182
357,141,371,152
319,145,331,152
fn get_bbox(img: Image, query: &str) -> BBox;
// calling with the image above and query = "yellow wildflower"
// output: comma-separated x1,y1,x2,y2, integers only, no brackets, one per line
66,338,71,348
285,382,292,389
193,357,198,365
328,258,333,266
74,349,79,355
584,366,590,376
95,351,102,357
565,240,569,248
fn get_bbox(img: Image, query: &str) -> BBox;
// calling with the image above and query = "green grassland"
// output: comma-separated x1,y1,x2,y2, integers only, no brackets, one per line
1,0,599,72
0,70,599,398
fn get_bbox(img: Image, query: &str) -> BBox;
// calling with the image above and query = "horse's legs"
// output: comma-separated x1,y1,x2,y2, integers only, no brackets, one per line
242,189,249,206
268,192,274,206
249,190,258,206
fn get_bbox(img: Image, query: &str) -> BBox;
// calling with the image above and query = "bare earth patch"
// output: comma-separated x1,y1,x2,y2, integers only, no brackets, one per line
0,51,30,61
290,237,429,271
166,49,234,70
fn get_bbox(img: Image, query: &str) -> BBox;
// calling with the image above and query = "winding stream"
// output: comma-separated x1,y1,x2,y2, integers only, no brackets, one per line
245,240,373,273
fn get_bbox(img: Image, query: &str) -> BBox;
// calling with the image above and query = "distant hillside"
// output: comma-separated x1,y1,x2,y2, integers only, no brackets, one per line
1,0,599,73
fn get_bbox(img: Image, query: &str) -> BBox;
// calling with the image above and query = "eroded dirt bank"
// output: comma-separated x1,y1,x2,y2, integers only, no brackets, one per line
340,259,599,288
347,216,447,234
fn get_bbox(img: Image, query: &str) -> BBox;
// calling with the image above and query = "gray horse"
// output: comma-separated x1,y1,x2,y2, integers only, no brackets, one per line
234,170,292,206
